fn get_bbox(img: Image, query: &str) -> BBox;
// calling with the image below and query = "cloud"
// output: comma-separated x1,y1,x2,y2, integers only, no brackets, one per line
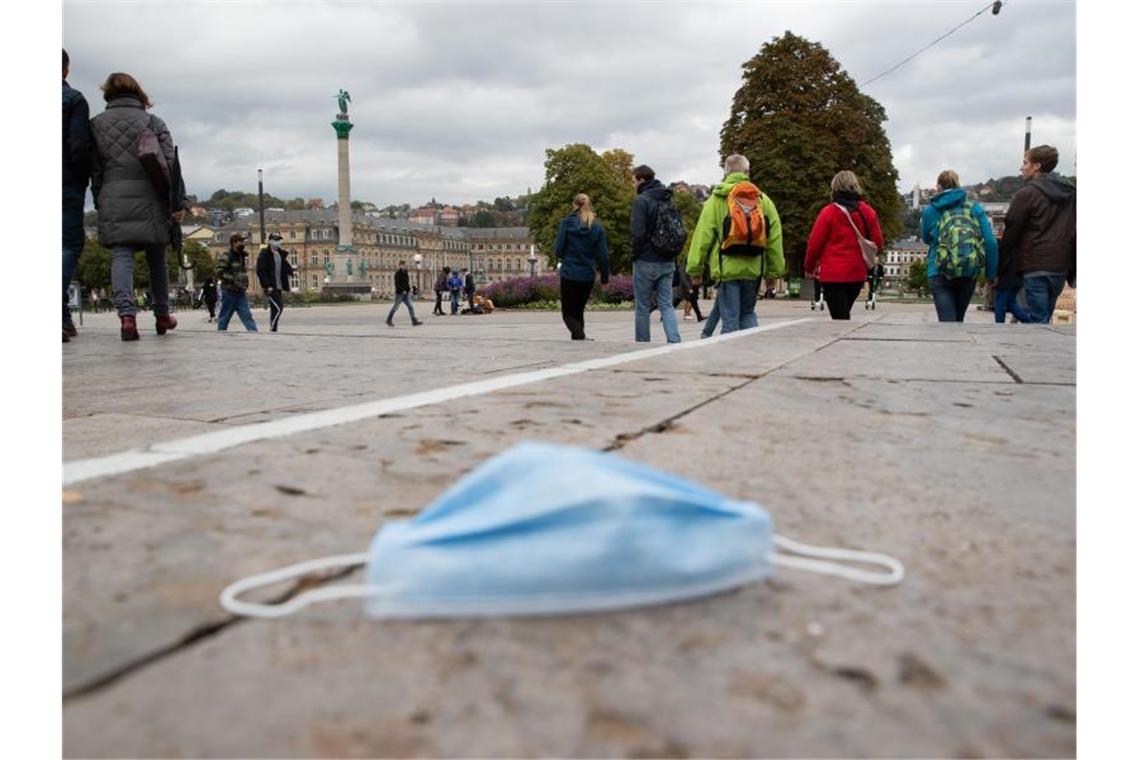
64,0,1076,207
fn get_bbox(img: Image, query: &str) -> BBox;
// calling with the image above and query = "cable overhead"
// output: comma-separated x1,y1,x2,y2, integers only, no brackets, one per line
860,1,1003,88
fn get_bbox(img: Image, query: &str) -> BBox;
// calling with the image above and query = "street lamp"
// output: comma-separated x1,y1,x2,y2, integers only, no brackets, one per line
528,244,538,277
257,169,266,244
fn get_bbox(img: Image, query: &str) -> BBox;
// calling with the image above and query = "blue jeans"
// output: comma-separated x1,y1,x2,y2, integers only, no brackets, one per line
993,286,1030,324
450,290,460,314
62,186,86,324
218,290,258,331
1022,273,1066,323
633,260,681,342
387,292,418,323
929,275,976,322
716,279,759,334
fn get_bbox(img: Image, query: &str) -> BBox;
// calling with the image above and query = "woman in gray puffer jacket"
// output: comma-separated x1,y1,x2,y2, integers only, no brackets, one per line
90,72,187,340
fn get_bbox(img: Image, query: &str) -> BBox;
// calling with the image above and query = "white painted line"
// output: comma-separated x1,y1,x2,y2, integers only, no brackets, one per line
63,318,811,485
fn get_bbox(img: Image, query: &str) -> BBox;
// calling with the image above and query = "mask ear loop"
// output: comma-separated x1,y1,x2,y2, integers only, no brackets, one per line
769,534,905,586
220,552,374,618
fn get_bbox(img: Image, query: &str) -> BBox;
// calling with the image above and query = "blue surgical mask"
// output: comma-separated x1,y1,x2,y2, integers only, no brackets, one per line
222,442,903,619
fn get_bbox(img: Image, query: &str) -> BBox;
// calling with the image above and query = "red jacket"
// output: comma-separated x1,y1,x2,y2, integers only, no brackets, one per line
804,201,885,284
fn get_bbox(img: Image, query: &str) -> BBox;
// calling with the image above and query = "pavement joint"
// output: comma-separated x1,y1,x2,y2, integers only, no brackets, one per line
992,355,1026,384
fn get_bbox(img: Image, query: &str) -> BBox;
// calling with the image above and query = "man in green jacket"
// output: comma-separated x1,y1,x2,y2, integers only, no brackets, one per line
687,154,785,334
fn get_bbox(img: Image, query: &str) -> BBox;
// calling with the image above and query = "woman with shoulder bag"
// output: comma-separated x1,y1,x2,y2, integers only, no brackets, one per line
804,171,885,320
90,72,188,341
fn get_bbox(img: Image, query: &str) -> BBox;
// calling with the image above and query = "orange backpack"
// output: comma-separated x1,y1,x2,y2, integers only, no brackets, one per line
720,181,768,257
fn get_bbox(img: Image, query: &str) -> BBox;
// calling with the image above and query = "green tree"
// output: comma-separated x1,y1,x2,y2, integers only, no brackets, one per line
719,32,903,276
907,259,928,295
182,240,215,284
900,207,922,238
528,144,635,274
472,209,496,227
75,238,113,293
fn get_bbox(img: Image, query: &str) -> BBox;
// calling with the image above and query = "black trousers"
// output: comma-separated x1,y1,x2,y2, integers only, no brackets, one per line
822,281,864,320
684,286,703,319
561,277,593,339
266,289,285,331
433,290,443,315
205,300,216,318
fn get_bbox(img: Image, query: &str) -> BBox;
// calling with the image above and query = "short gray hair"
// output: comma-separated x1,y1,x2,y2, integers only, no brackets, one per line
724,154,750,176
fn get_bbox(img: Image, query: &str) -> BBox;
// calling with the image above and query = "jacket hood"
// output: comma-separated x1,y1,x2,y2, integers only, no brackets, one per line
563,213,600,236
931,188,968,210
712,172,751,198
1029,173,1075,204
637,178,672,202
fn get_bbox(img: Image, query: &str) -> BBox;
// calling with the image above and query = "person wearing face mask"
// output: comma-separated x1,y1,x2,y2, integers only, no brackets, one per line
256,232,294,332
216,232,259,332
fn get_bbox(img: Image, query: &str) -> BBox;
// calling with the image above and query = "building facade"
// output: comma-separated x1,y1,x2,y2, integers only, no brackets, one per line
205,210,538,298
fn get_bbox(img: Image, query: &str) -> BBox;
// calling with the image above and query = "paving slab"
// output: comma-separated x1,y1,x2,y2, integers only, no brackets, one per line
61,303,1075,758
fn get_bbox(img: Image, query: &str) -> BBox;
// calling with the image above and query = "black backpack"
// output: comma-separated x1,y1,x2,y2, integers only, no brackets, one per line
649,199,687,256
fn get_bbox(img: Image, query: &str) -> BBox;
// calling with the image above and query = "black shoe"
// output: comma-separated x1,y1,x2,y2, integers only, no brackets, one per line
386,320,394,327
413,319,423,326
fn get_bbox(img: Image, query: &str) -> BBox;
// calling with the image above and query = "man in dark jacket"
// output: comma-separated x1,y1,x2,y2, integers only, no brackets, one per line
386,260,422,327
999,145,1076,324
630,165,681,343
256,232,294,332
216,233,258,331
62,49,91,343
463,268,476,311
433,266,450,315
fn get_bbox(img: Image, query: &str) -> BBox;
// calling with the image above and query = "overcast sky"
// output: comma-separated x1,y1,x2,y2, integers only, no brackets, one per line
63,1,1075,208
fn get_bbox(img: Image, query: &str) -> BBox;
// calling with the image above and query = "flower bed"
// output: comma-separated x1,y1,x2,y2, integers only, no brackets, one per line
481,274,636,308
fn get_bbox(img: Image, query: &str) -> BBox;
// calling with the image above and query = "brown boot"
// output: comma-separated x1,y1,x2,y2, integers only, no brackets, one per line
120,315,139,341
155,313,178,335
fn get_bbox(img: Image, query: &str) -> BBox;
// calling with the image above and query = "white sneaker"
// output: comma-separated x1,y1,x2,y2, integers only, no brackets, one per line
683,314,696,321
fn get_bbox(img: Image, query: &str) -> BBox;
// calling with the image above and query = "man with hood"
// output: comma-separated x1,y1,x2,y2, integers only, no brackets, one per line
630,165,682,342
999,145,1076,324
687,154,785,334
256,232,294,332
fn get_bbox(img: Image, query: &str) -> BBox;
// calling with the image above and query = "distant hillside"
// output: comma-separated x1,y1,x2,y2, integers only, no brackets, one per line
968,174,1076,202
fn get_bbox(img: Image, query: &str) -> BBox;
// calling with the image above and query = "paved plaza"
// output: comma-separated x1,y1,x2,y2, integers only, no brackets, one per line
62,300,1075,758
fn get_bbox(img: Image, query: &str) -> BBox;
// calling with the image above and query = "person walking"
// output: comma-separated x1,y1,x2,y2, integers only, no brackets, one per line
201,276,218,323
630,165,682,343
433,266,450,316
998,145,1076,324
62,49,92,343
688,154,784,334
89,72,187,341
554,193,609,340
256,233,292,327
679,267,703,321
920,170,998,322
387,260,423,326
256,232,294,332
804,171,885,321
447,269,463,315
216,233,259,332
463,268,476,311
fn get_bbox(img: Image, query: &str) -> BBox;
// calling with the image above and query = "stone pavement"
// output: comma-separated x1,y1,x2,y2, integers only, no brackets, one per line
62,301,1076,758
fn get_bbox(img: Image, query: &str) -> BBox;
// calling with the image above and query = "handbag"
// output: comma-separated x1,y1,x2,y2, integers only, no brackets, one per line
136,116,171,202
834,203,878,269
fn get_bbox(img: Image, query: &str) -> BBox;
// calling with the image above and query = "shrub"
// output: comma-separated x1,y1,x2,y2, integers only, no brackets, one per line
482,274,638,307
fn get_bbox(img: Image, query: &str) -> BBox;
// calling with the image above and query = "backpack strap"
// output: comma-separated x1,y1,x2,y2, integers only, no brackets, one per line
834,203,869,241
